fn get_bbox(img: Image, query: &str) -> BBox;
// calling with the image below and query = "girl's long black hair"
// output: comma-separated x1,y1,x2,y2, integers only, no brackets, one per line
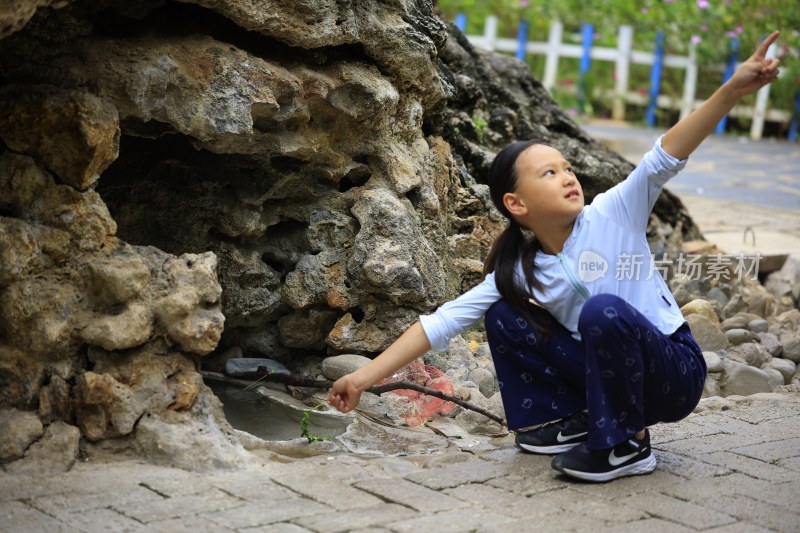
483,138,551,335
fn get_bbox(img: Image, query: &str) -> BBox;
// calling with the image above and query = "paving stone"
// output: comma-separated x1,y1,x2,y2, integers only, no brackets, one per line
354,477,465,512
776,455,800,472
485,469,567,496
135,470,215,497
701,493,800,533
385,508,515,533
0,474,76,501
560,488,647,523
656,433,748,457
363,457,423,477
653,449,732,479
730,436,800,463
0,500,79,532
404,460,506,490
113,488,246,523
146,514,239,533
294,503,418,533
623,492,736,529
201,498,331,529
725,401,800,424
477,447,553,473
649,419,722,444
477,512,624,533
29,485,162,519
239,524,314,533
696,450,799,482
207,477,298,503
443,483,559,519
569,464,685,500
58,508,147,532
271,474,383,510
661,472,771,502
591,518,696,533
701,523,775,533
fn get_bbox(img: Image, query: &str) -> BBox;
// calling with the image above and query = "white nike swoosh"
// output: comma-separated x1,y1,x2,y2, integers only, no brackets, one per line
608,448,640,466
556,430,588,443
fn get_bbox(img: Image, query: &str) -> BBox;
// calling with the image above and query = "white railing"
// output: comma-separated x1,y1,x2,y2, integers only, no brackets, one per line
465,17,790,140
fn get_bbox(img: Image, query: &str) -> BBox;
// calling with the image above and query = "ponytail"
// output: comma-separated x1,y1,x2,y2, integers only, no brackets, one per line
483,138,553,336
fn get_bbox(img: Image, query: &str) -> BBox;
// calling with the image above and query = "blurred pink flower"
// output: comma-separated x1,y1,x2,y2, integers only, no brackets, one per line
697,0,709,8
700,23,708,31
691,35,702,45
519,0,530,7
736,26,743,34
641,7,649,14
726,30,736,38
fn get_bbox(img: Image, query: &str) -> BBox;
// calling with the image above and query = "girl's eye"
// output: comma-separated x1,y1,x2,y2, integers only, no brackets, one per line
566,167,573,174
544,170,555,176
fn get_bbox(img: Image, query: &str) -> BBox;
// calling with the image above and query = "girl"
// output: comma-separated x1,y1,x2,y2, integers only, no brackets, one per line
328,32,782,482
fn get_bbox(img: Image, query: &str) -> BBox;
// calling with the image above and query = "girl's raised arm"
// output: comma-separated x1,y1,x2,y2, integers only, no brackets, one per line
661,30,781,160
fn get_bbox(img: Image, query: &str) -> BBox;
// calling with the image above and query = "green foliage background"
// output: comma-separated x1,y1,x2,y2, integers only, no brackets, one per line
436,0,799,135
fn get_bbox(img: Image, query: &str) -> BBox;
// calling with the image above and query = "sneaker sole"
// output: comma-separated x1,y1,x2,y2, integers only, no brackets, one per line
560,454,657,482
517,441,582,454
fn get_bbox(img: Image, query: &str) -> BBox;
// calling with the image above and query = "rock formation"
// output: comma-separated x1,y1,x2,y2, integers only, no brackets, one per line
0,0,709,467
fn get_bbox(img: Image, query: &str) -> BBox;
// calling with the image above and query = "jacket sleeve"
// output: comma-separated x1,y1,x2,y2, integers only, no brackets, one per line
590,135,688,231
419,271,503,352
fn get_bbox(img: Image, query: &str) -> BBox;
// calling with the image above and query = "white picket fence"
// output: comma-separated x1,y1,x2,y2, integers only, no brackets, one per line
466,17,790,140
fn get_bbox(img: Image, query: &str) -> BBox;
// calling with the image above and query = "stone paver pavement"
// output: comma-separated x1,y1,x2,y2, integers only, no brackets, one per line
2,392,799,532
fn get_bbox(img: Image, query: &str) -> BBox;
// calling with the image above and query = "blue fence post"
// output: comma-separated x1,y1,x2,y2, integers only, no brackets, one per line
578,23,594,115
789,90,800,142
455,13,467,32
716,38,740,135
516,19,529,61
645,31,665,128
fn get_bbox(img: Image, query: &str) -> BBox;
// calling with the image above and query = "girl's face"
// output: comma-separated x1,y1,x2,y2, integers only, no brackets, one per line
503,144,584,229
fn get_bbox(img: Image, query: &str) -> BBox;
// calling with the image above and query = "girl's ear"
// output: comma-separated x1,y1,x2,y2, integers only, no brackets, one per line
503,192,528,217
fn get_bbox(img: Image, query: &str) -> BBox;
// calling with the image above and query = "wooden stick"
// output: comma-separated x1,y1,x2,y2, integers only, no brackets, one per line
201,369,507,427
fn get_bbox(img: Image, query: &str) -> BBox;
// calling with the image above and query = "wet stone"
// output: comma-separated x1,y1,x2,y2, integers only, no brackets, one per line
224,358,290,378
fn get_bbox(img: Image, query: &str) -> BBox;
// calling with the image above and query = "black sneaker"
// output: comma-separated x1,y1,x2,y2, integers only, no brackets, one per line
551,429,656,482
515,411,589,454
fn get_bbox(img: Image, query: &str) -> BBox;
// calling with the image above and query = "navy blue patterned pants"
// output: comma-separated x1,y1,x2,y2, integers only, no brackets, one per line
485,294,707,449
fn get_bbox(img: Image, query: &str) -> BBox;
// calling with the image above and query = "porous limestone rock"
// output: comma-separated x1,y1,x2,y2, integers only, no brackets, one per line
0,84,119,190
0,408,43,462
4,421,80,475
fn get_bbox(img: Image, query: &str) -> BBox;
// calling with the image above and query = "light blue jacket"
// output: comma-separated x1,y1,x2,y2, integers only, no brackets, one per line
420,135,688,352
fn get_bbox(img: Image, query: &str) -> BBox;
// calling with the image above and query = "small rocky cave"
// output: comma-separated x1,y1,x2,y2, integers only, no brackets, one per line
0,0,710,470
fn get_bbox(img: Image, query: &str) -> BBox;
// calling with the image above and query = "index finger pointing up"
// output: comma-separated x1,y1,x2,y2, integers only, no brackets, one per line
756,31,780,58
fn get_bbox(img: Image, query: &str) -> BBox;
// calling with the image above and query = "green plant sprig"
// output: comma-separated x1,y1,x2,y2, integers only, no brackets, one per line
300,403,333,443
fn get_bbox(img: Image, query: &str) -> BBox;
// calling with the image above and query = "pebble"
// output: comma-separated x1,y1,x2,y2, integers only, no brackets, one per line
768,358,797,384
747,319,769,333
321,354,371,381
758,332,783,357
703,351,723,373
725,328,760,346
